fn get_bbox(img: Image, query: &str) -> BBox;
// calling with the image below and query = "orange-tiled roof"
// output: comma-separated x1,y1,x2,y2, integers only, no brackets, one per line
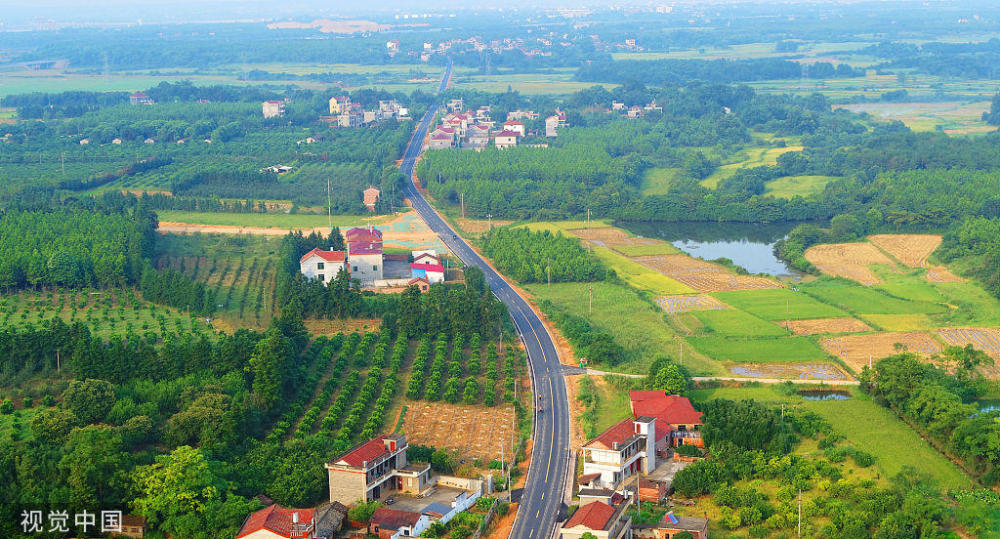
236,505,314,539
584,419,637,450
564,501,615,530
629,392,702,425
331,436,388,467
300,248,346,264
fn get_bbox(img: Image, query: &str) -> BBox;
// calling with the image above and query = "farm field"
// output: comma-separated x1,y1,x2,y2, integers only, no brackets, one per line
727,362,851,380
590,247,695,296
750,73,1000,106
764,175,838,199
525,281,723,376
820,332,943,371
401,401,517,462
655,294,727,314
639,167,680,196
686,335,830,364
799,278,947,315
804,242,896,285
835,101,996,135
0,288,210,338
631,254,780,292
688,385,972,489
570,226,676,254
699,145,804,189
157,210,388,229
690,309,788,337
779,317,872,335
868,234,941,267
863,313,934,331
712,288,848,320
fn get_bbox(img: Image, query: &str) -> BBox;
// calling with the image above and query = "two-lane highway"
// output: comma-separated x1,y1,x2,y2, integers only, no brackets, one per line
399,64,570,539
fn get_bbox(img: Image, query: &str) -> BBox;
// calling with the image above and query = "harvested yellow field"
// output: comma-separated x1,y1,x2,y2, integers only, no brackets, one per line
780,317,872,335
864,314,935,331
868,234,942,267
821,332,942,372
926,266,964,283
402,401,517,462
805,242,896,285
633,254,780,292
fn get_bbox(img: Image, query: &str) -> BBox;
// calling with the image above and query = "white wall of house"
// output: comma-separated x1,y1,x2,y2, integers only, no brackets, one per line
300,255,346,284
350,253,384,284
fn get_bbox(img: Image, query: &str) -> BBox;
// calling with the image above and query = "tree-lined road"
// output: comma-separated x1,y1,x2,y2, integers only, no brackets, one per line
398,63,570,539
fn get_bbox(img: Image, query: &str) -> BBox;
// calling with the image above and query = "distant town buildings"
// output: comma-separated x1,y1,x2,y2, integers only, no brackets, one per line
326,96,407,128
262,100,285,118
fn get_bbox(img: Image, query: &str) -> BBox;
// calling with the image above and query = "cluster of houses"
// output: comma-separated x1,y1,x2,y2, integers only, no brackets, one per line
611,100,664,119
233,391,710,539
324,96,410,128
299,226,444,291
390,35,562,63
563,391,708,539
236,433,487,539
428,100,566,151
261,95,409,127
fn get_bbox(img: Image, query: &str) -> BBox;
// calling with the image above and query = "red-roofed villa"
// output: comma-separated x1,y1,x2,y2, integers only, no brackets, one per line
299,249,347,284
325,434,430,504
559,500,632,539
235,505,315,539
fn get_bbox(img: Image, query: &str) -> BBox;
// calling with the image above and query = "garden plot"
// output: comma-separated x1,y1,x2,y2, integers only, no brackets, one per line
868,234,941,267
780,317,872,335
633,254,781,292
804,242,897,285
937,328,1000,360
402,401,517,462
821,332,942,371
656,295,728,314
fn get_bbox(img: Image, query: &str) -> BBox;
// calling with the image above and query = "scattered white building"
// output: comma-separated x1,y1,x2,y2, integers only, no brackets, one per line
299,249,347,284
262,100,285,118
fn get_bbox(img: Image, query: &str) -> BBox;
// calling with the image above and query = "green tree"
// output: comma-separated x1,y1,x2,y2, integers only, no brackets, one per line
63,379,116,424
59,425,128,507
30,408,77,444
249,328,291,409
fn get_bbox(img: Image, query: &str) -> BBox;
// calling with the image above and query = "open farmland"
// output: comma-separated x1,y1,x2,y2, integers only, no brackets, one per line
800,278,947,315
779,317,872,335
570,226,679,256
926,266,964,283
690,309,788,337
868,234,941,267
712,288,848,320
686,335,830,364
632,254,780,292
402,401,517,462
804,242,896,285
655,294,728,314
937,328,1000,360
590,248,695,295
764,175,838,199
820,332,942,372
727,362,852,380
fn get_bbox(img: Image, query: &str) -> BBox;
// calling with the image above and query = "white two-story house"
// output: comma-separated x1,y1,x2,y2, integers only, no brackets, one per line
299,249,347,284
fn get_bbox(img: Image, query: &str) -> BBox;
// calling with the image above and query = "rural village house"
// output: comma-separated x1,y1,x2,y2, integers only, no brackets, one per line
560,501,632,539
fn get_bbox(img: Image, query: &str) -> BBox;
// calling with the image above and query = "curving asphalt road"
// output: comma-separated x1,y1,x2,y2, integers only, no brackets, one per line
398,63,570,539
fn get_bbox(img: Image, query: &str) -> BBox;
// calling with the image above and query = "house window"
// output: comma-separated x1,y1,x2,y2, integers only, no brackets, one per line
373,265,379,271
353,266,358,272
319,274,325,281
317,262,325,270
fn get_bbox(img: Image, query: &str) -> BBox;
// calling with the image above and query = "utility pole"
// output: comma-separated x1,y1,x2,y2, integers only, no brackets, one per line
487,213,492,230
588,284,593,315
587,207,591,229
327,177,332,230
798,489,802,537
461,192,465,218
547,259,551,286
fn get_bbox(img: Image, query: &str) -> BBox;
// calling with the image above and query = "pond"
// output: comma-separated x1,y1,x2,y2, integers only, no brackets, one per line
976,400,1000,413
618,220,822,278
798,389,852,401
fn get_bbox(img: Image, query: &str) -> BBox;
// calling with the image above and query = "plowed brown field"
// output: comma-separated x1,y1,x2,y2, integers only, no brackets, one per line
632,254,780,292
780,317,872,335
804,242,896,285
821,332,942,372
403,401,517,462
656,295,729,314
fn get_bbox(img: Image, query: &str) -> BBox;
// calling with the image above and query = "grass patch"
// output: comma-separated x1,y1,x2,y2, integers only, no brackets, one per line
525,282,723,375
690,309,789,337
156,210,390,229
688,385,972,489
800,279,947,315
712,288,848,320
514,220,611,234
764,175,838,198
930,280,1000,327
592,247,695,296
640,167,681,196
686,335,830,364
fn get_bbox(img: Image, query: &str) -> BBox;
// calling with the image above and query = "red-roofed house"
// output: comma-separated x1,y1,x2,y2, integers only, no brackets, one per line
501,120,525,136
347,241,384,284
410,262,445,284
560,501,631,539
363,186,381,211
581,416,664,490
629,392,702,447
299,249,347,284
370,508,430,539
408,276,430,292
344,226,383,244
494,130,519,149
129,92,153,106
235,505,315,539
429,133,455,150
326,434,430,504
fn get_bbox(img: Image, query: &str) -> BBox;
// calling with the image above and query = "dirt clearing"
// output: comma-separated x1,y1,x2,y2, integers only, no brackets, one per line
780,317,872,335
821,332,942,371
868,234,942,267
805,242,896,285
402,401,517,463
656,295,729,314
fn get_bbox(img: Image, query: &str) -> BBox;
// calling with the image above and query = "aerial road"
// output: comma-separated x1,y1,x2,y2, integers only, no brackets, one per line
398,63,571,539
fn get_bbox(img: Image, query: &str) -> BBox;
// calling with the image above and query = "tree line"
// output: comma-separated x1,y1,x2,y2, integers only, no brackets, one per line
481,227,606,283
